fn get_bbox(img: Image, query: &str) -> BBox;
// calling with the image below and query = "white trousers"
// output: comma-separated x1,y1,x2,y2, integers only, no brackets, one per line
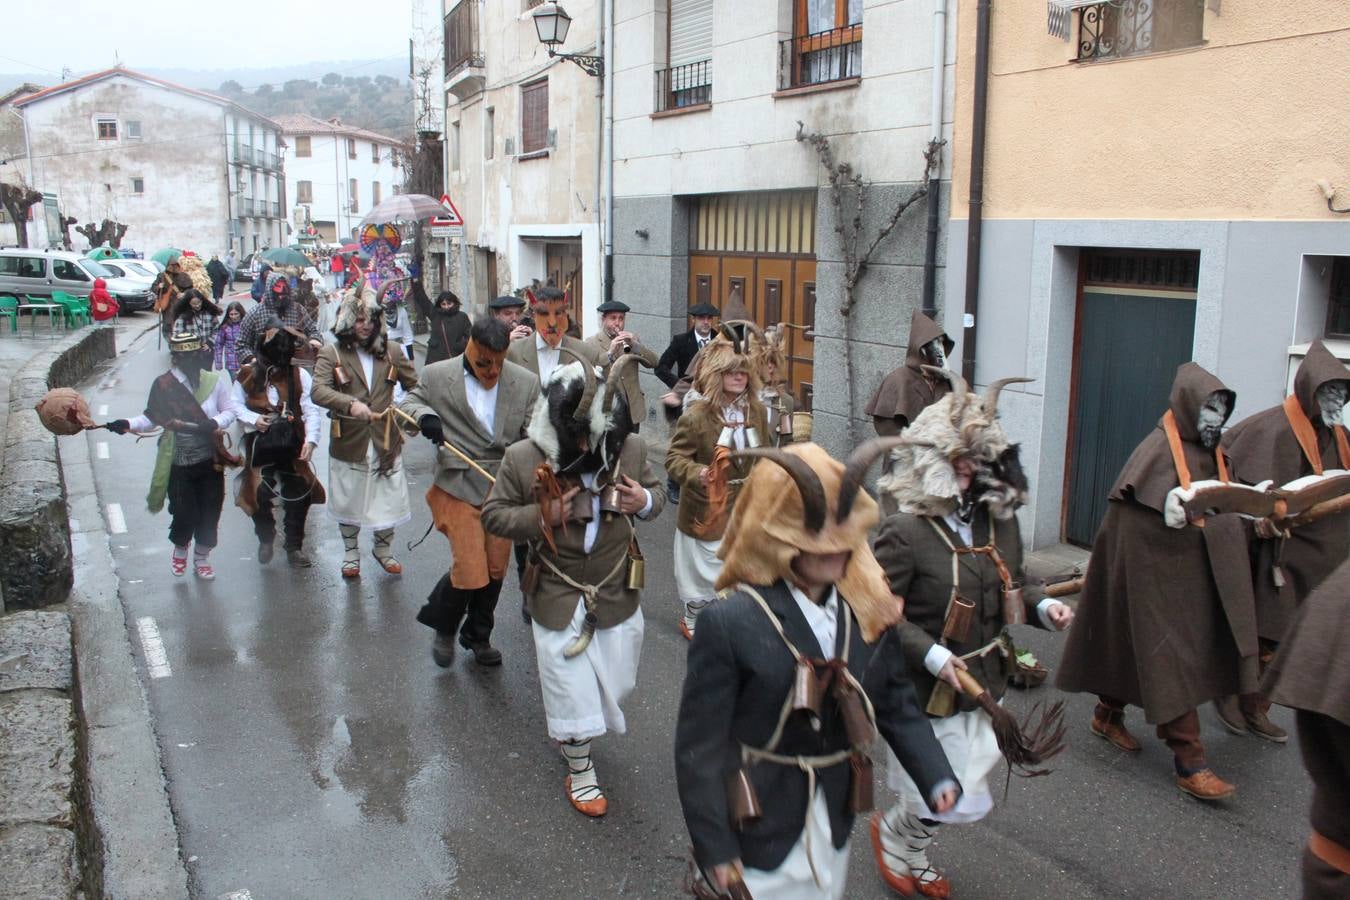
887,708,1001,824
741,787,851,900
326,443,411,531
673,530,722,608
532,598,644,742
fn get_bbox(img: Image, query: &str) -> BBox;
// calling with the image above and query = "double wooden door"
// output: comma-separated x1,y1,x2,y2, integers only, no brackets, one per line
688,254,816,410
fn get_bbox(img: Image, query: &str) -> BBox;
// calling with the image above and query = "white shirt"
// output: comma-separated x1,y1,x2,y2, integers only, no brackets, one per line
578,471,655,553
535,332,562,385
787,583,839,660
231,366,323,447
128,368,238,433
463,370,498,436
695,331,711,350
355,348,376,389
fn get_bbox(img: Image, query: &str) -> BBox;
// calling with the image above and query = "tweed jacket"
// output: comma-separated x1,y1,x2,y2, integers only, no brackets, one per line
585,330,660,425
506,333,606,381
399,358,538,506
676,580,958,873
665,401,770,540
311,342,418,464
481,433,665,631
874,509,1046,714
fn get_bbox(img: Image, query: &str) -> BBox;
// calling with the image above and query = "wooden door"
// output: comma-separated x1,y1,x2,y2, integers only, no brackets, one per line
545,242,583,325
689,255,719,311
1064,285,1196,545
788,259,816,410
721,257,754,317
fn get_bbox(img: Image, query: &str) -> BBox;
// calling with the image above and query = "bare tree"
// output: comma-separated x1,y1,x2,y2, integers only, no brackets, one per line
75,219,129,249
0,183,42,247
796,121,940,445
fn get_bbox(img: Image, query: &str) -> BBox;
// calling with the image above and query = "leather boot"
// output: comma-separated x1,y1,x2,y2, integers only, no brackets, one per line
459,579,504,666
1242,709,1288,743
1090,702,1141,752
1176,767,1236,801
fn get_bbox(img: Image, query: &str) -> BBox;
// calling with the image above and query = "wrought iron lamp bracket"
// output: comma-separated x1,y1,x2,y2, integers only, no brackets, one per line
548,49,604,78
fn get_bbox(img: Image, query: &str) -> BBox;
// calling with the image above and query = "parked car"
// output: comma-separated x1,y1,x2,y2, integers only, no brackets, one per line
234,253,259,282
0,248,154,312
96,258,158,289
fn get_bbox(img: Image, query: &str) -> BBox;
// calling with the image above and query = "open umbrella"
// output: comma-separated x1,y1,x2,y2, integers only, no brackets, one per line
261,247,310,268
358,193,449,227
151,247,183,266
87,246,122,261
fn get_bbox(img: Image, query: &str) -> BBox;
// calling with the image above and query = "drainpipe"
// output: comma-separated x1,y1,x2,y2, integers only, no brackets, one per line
605,0,616,303
920,0,947,319
961,0,991,385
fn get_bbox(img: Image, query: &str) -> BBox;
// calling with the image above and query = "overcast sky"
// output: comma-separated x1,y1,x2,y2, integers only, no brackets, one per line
3,0,412,77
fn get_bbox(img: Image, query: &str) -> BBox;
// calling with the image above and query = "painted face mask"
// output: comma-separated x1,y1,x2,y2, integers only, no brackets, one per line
1316,380,1348,427
533,300,570,348
464,338,507,389
1197,392,1229,449
922,337,947,369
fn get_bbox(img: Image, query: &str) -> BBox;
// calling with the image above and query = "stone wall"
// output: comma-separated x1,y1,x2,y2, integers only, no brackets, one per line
0,327,116,612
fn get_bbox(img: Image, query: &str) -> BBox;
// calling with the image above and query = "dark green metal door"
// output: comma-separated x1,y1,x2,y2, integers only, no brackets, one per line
1064,286,1196,546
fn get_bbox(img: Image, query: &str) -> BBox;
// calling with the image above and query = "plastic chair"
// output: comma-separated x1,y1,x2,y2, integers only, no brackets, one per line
0,295,19,333
20,294,62,333
51,291,90,328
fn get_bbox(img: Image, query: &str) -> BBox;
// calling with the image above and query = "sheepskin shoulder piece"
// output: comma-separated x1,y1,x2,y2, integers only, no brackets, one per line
525,361,609,468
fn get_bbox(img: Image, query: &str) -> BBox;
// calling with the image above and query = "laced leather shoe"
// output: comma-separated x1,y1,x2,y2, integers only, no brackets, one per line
1213,696,1248,735
869,813,918,896
1090,704,1141,752
1242,709,1288,743
1176,768,1236,801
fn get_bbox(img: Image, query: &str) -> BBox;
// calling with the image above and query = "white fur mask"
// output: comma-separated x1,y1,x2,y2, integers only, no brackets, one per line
1197,393,1229,449
1316,381,1347,426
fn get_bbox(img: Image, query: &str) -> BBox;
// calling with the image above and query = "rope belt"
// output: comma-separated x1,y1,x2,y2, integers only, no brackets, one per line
531,515,636,629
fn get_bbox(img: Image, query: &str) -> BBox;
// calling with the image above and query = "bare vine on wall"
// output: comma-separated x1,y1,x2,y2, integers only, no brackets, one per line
795,121,942,444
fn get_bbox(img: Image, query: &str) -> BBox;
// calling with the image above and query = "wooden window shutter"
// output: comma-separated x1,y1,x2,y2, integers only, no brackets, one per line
521,79,549,154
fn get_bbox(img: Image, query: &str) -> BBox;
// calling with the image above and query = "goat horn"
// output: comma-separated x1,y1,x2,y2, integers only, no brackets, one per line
601,352,653,416
920,365,969,425
717,322,743,355
838,437,907,522
374,276,411,306
984,377,1034,418
556,347,600,423
722,318,766,347
732,448,828,533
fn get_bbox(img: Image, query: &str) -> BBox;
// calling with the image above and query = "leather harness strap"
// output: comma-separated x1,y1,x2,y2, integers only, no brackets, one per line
1284,395,1328,475
1163,410,1229,527
1310,830,1350,875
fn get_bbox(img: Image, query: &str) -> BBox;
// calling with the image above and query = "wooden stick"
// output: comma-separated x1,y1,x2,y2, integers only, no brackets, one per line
1044,577,1084,598
388,406,496,484
1283,492,1350,528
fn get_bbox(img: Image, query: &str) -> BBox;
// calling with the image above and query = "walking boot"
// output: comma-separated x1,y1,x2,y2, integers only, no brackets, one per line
1242,709,1288,743
1213,696,1247,735
258,539,274,565
431,632,456,668
1176,765,1236,801
460,580,503,666
287,548,314,568
1090,702,1141,752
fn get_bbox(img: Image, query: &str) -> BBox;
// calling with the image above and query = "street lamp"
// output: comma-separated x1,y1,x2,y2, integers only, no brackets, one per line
532,2,603,77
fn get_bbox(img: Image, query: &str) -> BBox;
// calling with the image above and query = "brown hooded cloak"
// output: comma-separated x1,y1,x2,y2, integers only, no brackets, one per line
1221,341,1349,639
865,310,955,436
1260,559,1350,898
1056,363,1252,725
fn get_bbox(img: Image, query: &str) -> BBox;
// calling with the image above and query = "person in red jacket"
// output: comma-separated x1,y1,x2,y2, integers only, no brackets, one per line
90,277,119,323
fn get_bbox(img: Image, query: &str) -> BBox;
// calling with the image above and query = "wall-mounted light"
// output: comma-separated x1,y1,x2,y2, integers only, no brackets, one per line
634,228,649,239
532,3,604,77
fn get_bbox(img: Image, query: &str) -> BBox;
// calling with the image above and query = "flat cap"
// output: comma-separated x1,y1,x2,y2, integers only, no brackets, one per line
489,295,526,309
597,300,630,313
688,302,719,317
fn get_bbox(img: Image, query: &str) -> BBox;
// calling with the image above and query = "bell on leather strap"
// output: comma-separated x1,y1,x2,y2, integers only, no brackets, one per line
599,483,624,518
521,559,541,598
726,768,763,830
333,365,351,387
837,683,877,747
849,753,875,815
626,545,646,590
569,490,595,523
1001,583,1026,626
385,364,398,384
926,678,956,717
746,427,761,449
791,660,825,719
941,595,976,643
777,411,793,436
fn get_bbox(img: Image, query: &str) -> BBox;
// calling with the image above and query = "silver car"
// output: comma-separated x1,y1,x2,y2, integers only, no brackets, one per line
96,259,158,290
0,248,154,312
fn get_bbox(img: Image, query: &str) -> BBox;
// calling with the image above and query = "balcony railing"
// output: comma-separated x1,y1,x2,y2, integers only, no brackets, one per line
271,200,281,217
655,59,712,113
1075,0,1204,62
444,2,484,77
778,24,862,91
239,199,254,216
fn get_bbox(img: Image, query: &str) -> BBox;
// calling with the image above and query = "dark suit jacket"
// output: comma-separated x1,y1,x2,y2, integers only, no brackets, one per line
656,329,706,388
675,580,958,872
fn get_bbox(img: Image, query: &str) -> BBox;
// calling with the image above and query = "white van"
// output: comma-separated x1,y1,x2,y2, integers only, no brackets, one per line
0,248,154,312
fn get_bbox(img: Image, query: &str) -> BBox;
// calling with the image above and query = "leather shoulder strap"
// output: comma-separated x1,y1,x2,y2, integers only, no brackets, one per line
1283,394,1325,475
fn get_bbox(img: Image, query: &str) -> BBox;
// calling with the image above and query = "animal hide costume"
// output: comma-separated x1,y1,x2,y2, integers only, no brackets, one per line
677,441,956,900
481,352,665,818
1057,362,1251,798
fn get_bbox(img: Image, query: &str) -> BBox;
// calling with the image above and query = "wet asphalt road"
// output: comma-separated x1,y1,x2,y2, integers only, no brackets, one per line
81,326,1311,899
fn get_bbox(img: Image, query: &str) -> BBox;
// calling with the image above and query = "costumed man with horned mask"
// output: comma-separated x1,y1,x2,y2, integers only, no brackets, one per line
481,352,665,817
676,440,959,900
871,372,1073,898
401,318,539,668
1212,340,1349,740
311,278,419,578
106,330,240,579
1057,363,1254,800
231,320,326,568
666,328,770,640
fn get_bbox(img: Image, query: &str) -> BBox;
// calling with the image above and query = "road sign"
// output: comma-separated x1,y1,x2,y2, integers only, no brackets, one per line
429,193,464,227
429,225,463,238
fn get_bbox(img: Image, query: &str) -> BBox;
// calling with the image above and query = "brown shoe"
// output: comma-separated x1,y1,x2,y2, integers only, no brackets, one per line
1213,696,1248,735
1090,704,1141,752
1243,710,1288,743
1176,768,1236,801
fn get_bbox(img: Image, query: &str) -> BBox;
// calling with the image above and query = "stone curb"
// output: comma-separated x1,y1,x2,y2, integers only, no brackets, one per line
62,331,191,899
0,327,116,613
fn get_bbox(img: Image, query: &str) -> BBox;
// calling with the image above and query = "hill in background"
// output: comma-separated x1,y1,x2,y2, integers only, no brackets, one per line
218,73,412,142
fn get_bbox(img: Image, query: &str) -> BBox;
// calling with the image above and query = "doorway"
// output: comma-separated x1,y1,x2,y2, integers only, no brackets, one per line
1063,249,1200,545
545,242,584,326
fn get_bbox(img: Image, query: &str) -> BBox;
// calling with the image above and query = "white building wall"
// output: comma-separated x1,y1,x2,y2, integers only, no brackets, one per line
284,130,405,244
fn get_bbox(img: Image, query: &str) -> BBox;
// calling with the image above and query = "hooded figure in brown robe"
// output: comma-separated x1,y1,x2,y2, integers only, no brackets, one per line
1260,558,1350,899
866,310,955,438
1057,362,1250,801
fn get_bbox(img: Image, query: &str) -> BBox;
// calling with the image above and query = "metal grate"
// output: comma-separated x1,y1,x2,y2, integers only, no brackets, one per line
1076,0,1205,62
1083,249,1200,290
654,59,712,112
778,24,862,90
689,191,817,257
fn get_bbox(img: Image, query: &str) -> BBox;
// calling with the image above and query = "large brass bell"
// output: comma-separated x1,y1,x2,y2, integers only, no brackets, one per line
1002,583,1026,626
727,767,763,830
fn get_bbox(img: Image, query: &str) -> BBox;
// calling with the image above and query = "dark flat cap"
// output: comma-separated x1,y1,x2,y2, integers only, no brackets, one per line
688,302,719,317
490,295,526,309
597,300,630,313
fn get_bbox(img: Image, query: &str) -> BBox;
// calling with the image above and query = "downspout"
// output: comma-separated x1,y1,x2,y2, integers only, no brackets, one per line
594,0,606,305
920,0,947,319
960,0,991,385
605,0,616,302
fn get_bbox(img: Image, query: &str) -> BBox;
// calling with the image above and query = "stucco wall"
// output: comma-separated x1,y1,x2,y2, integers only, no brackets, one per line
284,131,404,243
950,0,1350,221
24,76,232,254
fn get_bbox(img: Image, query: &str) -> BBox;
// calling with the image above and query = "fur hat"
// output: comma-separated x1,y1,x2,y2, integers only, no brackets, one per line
716,440,904,642
877,370,1033,520
693,325,760,399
